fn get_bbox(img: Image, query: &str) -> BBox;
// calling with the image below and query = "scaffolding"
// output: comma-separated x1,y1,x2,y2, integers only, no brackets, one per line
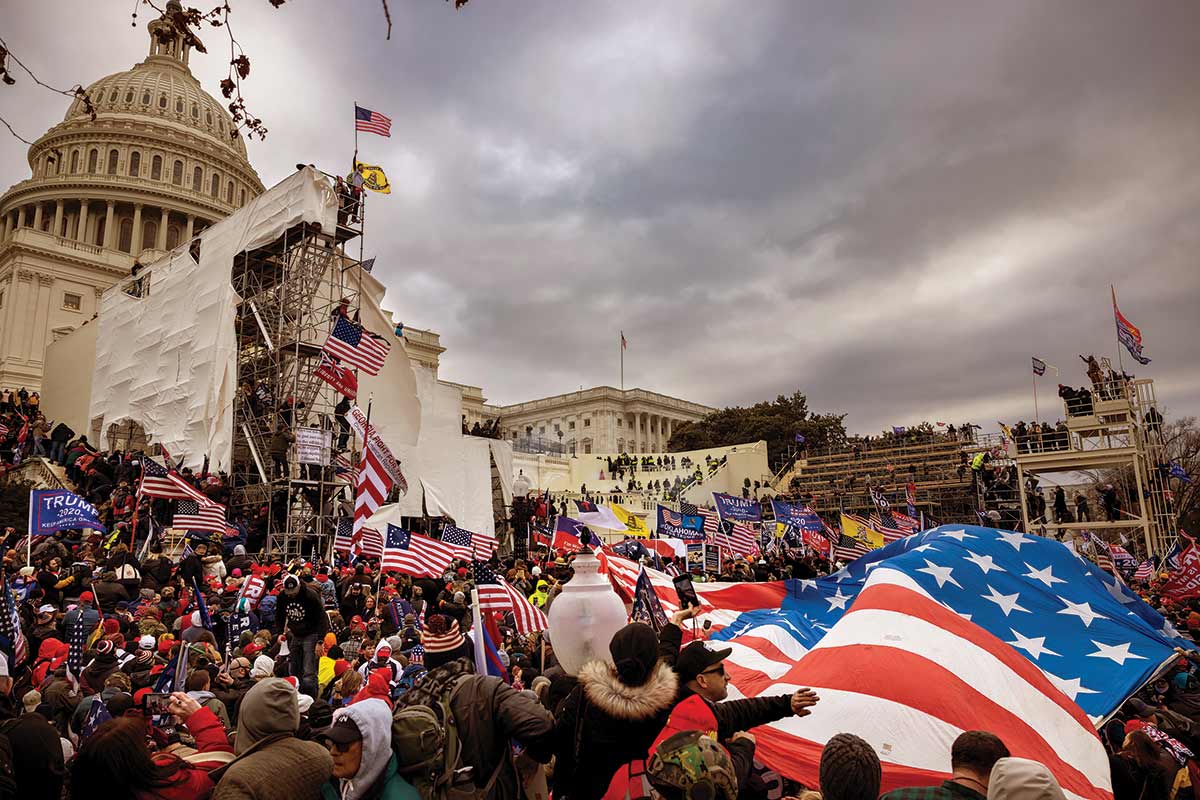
1013,376,1176,556
228,213,364,560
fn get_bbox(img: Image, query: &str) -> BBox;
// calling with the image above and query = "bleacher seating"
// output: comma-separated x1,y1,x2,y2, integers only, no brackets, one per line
773,432,982,524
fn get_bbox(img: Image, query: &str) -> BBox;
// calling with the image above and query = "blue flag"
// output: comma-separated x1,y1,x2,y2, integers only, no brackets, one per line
657,505,705,540
81,696,112,739
794,433,806,444
28,489,106,535
631,567,669,632
1169,462,1192,483
190,575,213,631
712,493,761,522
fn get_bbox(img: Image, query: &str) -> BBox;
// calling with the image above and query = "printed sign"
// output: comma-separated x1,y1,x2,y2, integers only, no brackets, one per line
686,541,705,574
294,427,331,465
29,489,106,535
348,405,403,485
704,544,722,574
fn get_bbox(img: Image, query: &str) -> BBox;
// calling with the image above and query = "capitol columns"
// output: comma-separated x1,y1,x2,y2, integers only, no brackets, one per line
53,200,64,238
103,200,116,249
185,214,194,241
2,211,11,241
15,207,25,229
77,200,90,243
157,208,169,250
131,204,144,253
32,203,43,231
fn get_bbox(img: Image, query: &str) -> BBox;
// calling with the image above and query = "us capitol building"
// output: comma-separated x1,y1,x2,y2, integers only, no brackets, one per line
0,1,263,392
2,3,712,454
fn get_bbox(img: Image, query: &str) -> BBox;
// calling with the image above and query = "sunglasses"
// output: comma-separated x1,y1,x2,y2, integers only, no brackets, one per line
700,664,726,677
327,739,358,753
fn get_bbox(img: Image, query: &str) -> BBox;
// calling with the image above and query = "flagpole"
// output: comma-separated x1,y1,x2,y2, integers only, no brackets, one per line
1032,370,1040,434
1111,285,1125,374
619,331,624,391
25,491,32,565
471,587,488,676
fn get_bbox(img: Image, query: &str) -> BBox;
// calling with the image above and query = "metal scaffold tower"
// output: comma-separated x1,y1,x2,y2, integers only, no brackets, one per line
228,212,364,560
1014,376,1176,556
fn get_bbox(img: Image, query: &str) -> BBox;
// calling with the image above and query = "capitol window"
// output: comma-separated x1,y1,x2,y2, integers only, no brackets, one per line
70,150,79,173
158,94,167,109
128,151,141,177
151,155,162,180
125,90,134,103
172,160,183,185
206,111,213,126
192,166,202,191
175,97,183,114
210,173,220,198
87,149,98,173
191,103,199,118
226,181,234,203
106,149,119,175
109,88,118,102
0,291,4,309
568,421,575,430
584,418,591,427
142,91,151,105
62,292,82,312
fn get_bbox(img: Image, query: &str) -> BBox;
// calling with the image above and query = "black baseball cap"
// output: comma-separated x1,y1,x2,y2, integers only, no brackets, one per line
676,641,733,683
318,715,362,746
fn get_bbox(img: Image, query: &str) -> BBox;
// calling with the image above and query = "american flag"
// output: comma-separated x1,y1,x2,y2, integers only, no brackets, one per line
357,526,385,560
333,453,354,480
333,517,354,554
868,512,910,543
442,525,498,561
0,573,27,667
353,447,392,548
600,526,1173,796
81,697,113,739
140,457,206,501
65,608,93,687
835,532,870,561
173,499,227,532
323,317,390,376
473,561,547,635
382,525,457,578
1133,560,1154,582
355,105,392,137
715,518,759,558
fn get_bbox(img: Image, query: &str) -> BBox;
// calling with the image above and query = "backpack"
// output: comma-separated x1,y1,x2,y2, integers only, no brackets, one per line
391,678,508,800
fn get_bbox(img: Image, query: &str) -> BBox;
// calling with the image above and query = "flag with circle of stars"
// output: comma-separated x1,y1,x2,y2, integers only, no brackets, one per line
709,524,1189,722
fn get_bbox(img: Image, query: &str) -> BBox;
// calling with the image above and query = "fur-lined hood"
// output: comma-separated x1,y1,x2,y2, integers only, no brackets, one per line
579,659,678,721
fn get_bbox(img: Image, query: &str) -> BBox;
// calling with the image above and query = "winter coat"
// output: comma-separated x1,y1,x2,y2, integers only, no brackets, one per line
91,578,129,613
279,584,328,638
320,756,418,800
211,679,332,800
552,660,680,800
140,706,236,800
394,658,556,800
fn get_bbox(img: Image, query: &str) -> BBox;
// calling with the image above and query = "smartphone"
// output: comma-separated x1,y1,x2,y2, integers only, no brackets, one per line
142,692,173,716
672,574,701,609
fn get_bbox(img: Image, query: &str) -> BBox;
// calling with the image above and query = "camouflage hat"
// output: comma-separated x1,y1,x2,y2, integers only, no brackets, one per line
646,731,737,800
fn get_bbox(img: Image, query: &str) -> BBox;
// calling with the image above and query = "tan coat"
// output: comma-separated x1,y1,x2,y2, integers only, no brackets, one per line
212,737,332,800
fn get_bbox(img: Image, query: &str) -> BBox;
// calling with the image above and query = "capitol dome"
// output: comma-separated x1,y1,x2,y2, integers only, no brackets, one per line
0,3,265,391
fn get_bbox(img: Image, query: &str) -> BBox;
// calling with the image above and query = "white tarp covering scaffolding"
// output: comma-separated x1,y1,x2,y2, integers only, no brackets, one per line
89,167,421,470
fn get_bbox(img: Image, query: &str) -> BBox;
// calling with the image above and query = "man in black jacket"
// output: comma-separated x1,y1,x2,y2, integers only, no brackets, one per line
279,574,328,697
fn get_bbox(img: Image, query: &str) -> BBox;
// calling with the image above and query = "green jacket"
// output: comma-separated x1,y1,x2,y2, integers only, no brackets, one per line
321,754,420,800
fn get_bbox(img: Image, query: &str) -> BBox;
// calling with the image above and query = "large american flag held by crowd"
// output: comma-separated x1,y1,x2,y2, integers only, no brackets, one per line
600,525,1188,797
473,561,547,635
323,317,391,376
173,499,227,532
140,457,206,502
382,524,457,578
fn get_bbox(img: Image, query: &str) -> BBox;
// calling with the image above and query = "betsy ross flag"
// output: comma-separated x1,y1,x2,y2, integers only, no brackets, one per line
324,317,391,376
354,105,392,137
315,354,358,399
473,560,548,635
173,499,227,532
382,525,457,578
140,458,206,502
1112,286,1151,365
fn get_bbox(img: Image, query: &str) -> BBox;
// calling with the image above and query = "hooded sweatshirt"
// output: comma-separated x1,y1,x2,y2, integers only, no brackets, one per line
327,698,407,800
987,758,1066,800
356,642,400,686
233,678,300,755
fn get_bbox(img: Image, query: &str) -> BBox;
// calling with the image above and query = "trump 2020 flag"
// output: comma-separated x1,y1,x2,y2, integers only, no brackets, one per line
29,489,106,535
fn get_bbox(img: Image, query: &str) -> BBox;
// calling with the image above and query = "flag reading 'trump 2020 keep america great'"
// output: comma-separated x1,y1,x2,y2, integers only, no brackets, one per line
29,489,106,535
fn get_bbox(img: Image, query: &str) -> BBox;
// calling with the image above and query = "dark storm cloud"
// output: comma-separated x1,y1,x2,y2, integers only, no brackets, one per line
3,1,1197,432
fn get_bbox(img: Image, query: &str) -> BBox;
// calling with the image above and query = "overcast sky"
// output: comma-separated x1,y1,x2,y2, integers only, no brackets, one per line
3,1,1198,434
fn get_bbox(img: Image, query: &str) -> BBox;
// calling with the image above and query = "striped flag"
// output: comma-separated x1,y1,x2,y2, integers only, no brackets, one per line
357,526,385,560
353,447,392,549
354,105,392,137
1133,560,1154,582
473,561,547,635
693,505,756,558
868,512,910,543
333,517,354,555
140,458,206,502
323,317,390,376
173,499,227,532
1113,286,1151,365
441,525,497,561
0,573,28,667
739,568,1112,797
382,525,457,578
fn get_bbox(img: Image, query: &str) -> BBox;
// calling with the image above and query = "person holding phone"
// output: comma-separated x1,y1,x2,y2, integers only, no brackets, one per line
71,691,234,799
